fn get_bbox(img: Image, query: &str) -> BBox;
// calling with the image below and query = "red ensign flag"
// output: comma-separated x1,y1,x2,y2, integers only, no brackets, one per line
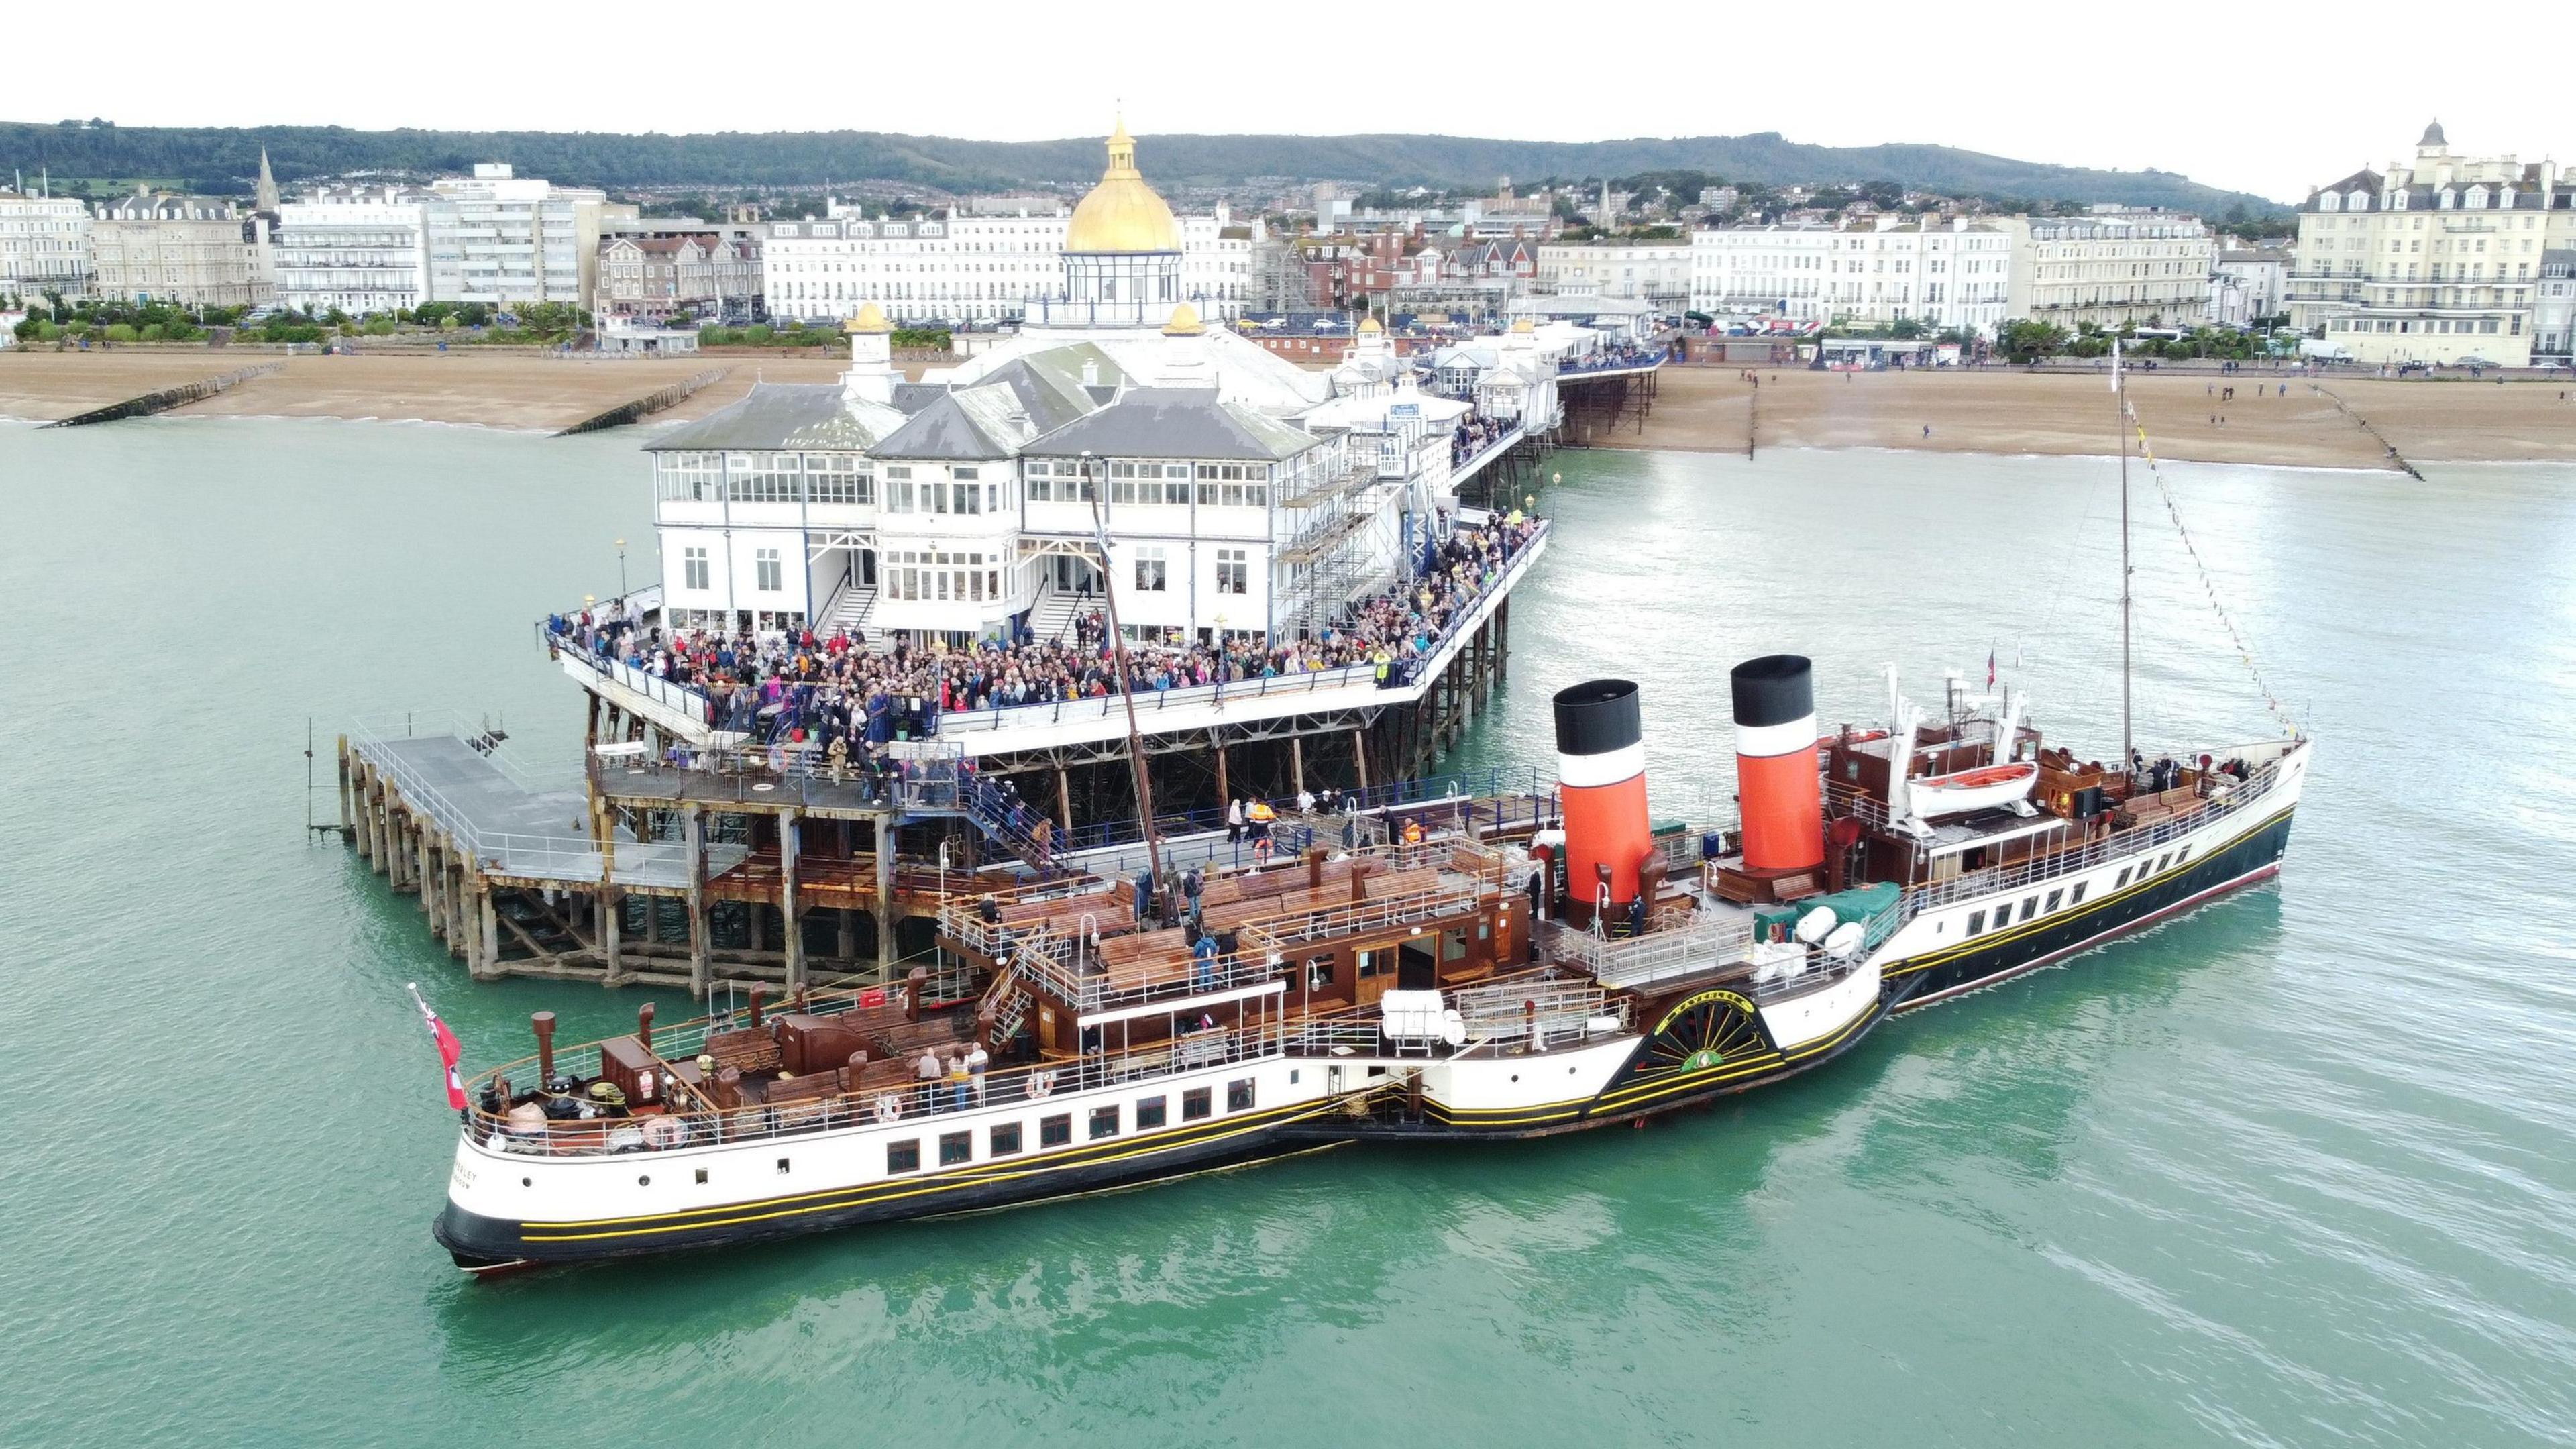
408,983,467,1110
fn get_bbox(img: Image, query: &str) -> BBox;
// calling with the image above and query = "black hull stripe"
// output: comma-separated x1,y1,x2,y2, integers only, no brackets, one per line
516,1099,1332,1242
1890,808,2296,1007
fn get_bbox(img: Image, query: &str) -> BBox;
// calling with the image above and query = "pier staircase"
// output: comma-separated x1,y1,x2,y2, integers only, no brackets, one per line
1027,588,1091,646
961,775,1064,876
821,584,879,641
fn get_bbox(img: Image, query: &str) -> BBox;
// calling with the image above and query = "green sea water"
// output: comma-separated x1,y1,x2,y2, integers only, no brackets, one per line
5,419,2574,1447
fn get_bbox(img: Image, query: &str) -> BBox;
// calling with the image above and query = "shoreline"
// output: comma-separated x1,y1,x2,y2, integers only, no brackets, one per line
4,349,2571,466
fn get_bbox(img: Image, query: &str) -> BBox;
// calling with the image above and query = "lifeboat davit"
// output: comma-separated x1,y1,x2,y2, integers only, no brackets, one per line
1908,761,2039,817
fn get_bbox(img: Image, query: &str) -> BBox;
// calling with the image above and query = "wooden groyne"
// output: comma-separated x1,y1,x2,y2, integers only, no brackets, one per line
557,367,731,437
41,362,280,427
2315,384,2426,480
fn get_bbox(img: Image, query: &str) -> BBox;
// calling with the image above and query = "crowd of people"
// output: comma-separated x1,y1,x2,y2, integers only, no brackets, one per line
1560,343,1668,375
547,515,1544,771
1450,411,1513,468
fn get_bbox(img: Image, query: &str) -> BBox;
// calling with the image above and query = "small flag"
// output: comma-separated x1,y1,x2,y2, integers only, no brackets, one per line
407,983,467,1110
1986,648,1996,690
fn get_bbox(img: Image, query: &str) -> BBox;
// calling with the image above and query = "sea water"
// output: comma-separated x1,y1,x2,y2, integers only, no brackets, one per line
3,419,2572,1446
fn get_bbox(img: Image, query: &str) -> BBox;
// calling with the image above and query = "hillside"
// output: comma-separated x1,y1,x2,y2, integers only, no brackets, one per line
0,121,2289,214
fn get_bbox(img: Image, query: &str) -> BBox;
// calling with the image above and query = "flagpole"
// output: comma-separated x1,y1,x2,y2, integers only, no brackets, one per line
2114,338,2133,777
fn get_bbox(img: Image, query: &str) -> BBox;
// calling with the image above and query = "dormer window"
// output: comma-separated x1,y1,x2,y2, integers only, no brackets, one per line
2438,189,2455,209
2465,186,2487,210
2319,192,2341,212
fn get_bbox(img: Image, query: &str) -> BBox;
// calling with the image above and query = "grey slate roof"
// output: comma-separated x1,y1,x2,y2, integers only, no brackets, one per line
1021,386,1316,462
871,380,1041,461
647,384,894,452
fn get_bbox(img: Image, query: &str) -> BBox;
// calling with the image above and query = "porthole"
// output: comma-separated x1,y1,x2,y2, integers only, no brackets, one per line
637,1175,651,1187
1510,1074,1519,1083
521,1177,531,1187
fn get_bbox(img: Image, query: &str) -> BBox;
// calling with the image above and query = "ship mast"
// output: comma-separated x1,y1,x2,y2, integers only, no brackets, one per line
1085,453,1173,908
2115,337,2133,775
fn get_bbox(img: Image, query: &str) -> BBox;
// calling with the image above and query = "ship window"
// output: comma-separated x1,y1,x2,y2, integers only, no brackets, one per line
1040,1113,1071,1148
2155,853,2172,873
1356,949,1387,979
1183,1087,1213,1121
1966,910,1986,936
2021,896,2039,921
2116,868,2132,888
989,1122,1022,1157
1089,1106,1120,1140
1227,1078,1256,1113
777,1157,791,1174
1136,1095,1168,1131
938,1131,971,1166
2045,890,2063,913
694,1169,708,1185
2176,846,2192,864
2070,882,2088,905
886,1139,921,1175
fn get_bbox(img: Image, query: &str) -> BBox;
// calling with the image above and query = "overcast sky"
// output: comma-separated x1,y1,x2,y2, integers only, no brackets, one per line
17,2,2571,201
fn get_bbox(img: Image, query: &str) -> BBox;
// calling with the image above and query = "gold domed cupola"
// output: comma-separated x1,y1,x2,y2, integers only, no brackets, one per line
1065,117,1182,254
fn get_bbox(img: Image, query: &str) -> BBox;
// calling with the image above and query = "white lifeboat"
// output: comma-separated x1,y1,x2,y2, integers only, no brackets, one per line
1907,761,2039,818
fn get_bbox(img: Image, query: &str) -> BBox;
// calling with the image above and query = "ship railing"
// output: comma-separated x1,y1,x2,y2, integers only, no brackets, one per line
464,1018,1287,1156
1014,934,1285,1016
1237,877,1495,953
1899,757,2287,917
1448,977,1627,1053
1540,914,1756,993
936,878,1124,955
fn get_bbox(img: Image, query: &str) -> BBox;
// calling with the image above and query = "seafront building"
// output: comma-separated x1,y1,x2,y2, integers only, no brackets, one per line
272,189,433,316
2535,250,2575,363
1688,217,2014,338
2208,247,2289,329
423,164,610,310
1534,240,1690,309
764,149,1258,328
274,164,608,316
595,221,762,321
2000,210,2214,332
2288,122,2575,367
87,193,274,308
0,190,92,300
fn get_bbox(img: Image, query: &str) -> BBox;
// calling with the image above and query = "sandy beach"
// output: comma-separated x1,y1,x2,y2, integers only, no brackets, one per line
1593,366,2576,467
3,346,2570,465
0,350,851,432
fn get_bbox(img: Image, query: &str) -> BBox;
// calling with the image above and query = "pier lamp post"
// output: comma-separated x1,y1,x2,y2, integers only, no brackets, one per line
615,538,627,598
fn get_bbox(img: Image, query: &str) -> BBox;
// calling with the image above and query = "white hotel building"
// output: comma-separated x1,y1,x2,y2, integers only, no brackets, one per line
0,191,93,300
2288,122,2576,368
273,164,607,316
1689,217,2014,337
651,124,1487,647
765,170,1258,326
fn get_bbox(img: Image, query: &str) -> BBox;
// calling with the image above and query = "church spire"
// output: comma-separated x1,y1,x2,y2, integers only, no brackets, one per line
256,148,280,213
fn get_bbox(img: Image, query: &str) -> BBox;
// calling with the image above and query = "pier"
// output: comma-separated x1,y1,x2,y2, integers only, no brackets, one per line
1553,348,1666,445
339,515,1545,994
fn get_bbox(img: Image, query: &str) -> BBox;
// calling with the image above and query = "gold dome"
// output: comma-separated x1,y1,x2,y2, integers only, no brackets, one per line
1065,119,1181,254
1357,315,1383,335
1509,317,1536,333
1163,301,1204,336
844,302,892,334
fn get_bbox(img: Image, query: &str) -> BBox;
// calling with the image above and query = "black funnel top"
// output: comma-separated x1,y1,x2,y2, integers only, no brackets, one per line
1730,655,1813,727
1552,679,1641,756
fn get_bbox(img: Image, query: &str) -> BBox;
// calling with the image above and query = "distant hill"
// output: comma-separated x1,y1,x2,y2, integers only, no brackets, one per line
0,121,2289,215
